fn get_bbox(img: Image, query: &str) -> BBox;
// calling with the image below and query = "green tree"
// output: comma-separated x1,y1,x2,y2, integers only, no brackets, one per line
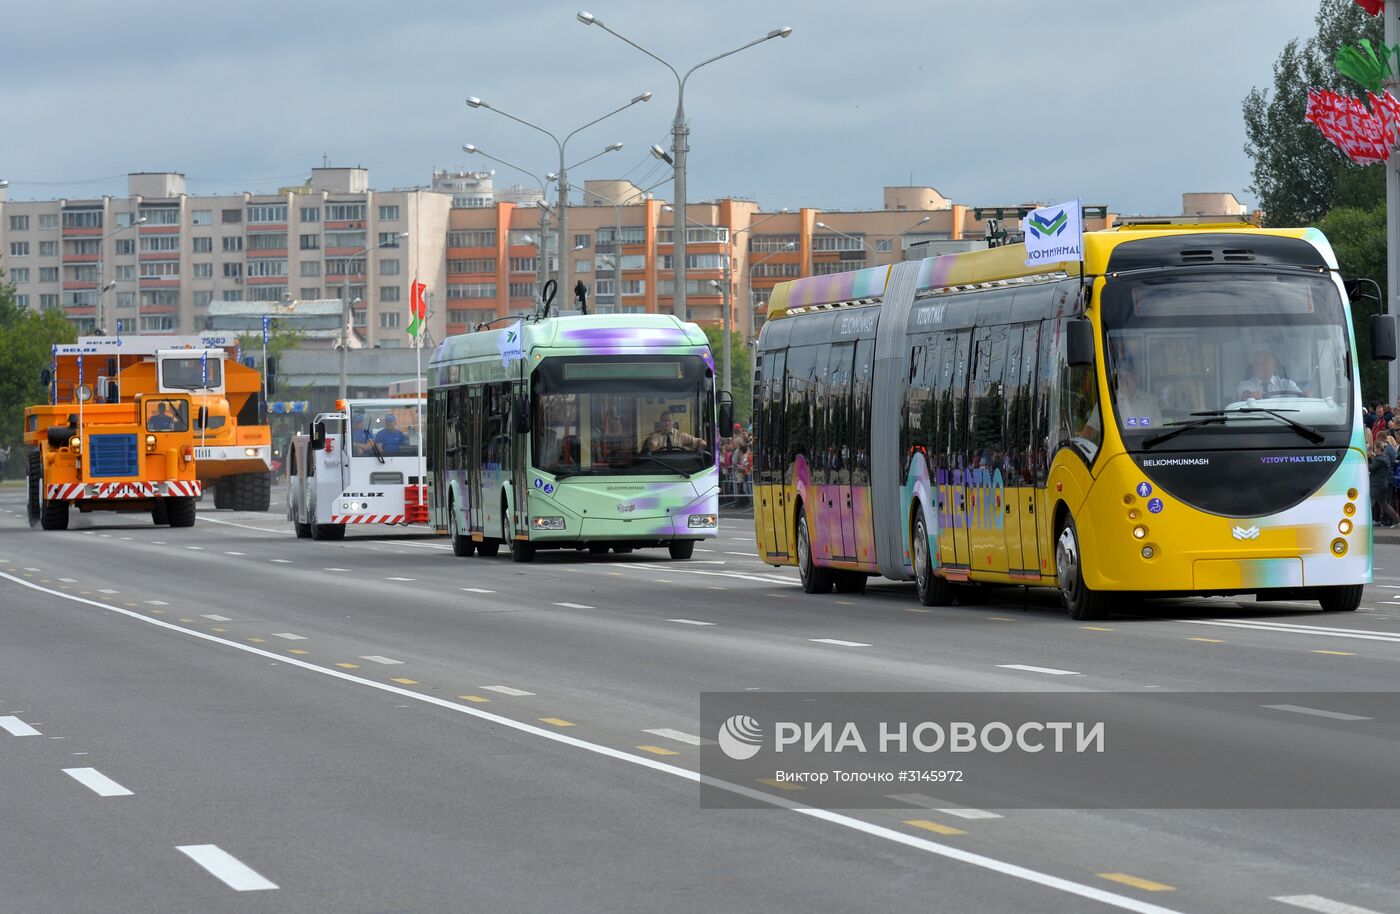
1316,204,1389,402
1242,0,1384,225
701,326,754,429
0,276,78,477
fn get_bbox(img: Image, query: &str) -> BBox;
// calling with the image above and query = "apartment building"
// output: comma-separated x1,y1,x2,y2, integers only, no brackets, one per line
0,168,451,347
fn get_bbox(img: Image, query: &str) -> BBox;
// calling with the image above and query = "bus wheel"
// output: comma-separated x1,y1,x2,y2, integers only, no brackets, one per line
1056,516,1109,621
835,571,867,594
913,513,953,606
476,536,500,558
1317,584,1362,612
450,502,475,557
796,506,834,594
214,484,232,510
311,517,345,541
27,450,41,528
152,499,170,526
295,519,312,539
668,540,695,560
167,496,197,528
507,515,535,563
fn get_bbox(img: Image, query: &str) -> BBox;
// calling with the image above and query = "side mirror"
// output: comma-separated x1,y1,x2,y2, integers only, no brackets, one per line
513,396,532,435
1066,317,1096,367
196,406,209,429
1372,313,1397,361
310,421,327,451
717,390,735,437
40,368,51,387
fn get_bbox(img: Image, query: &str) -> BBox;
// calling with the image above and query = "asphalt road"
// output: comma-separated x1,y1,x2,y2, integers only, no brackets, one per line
2,485,1398,914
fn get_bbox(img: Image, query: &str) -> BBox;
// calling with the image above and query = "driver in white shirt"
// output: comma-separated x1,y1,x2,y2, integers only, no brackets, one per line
1237,349,1302,400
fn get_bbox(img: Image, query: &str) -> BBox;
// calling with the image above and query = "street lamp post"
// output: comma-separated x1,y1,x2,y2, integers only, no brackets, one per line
577,11,791,321
746,242,797,341
466,91,651,316
339,232,409,400
96,216,146,335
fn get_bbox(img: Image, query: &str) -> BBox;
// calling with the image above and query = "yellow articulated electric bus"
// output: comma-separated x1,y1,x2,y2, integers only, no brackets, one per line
752,224,1394,619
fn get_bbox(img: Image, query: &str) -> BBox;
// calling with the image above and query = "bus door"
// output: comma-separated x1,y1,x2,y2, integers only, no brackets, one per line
825,342,856,562
756,349,789,561
467,386,483,533
946,330,974,569
967,325,1009,574
850,338,875,566
428,390,446,523
1009,322,1042,575
511,379,530,538
1000,325,1028,573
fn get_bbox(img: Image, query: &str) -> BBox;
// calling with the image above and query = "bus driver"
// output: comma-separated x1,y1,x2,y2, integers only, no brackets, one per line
642,411,706,452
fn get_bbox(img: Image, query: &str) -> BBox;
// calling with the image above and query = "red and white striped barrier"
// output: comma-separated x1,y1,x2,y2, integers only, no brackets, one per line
45,480,203,501
330,514,407,525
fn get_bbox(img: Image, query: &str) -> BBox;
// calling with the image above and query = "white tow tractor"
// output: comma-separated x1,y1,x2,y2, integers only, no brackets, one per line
286,397,429,540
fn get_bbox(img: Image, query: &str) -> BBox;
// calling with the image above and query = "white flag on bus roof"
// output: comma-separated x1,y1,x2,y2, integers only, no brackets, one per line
1023,198,1083,268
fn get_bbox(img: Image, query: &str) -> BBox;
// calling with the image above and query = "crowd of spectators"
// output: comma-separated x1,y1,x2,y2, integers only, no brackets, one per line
1364,402,1400,526
719,424,753,505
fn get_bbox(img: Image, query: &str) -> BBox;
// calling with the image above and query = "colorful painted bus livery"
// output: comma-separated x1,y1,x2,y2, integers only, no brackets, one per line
426,313,729,562
753,223,1394,618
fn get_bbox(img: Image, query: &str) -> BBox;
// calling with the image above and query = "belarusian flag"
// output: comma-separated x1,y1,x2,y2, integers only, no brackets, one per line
407,280,428,337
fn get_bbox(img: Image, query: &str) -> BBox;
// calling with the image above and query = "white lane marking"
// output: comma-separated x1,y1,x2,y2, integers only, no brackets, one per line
553,602,594,609
0,716,41,736
359,655,402,665
176,844,278,892
145,600,168,606
58,577,78,583
224,551,245,556
271,633,306,641
724,551,760,557
185,546,203,551
270,559,292,564
385,576,414,581
24,566,42,571
461,587,495,594
1273,895,1388,914
885,794,1004,819
324,567,349,572
1263,704,1373,722
668,618,716,626
609,563,798,586
0,571,1187,914
150,541,165,545
997,664,1082,676
1181,619,1400,644
936,807,1004,820
1212,618,1400,637
201,614,231,622
481,685,534,696
194,516,292,537
810,638,872,648
63,767,133,797
120,537,132,541
643,728,702,746
96,588,119,594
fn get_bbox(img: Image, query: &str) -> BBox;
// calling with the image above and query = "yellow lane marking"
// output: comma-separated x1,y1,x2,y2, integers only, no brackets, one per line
608,572,624,577
1312,649,1355,656
707,586,727,591
756,778,804,790
79,591,91,594
636,745,679,756
288,649,309,655
906,608,931,613
768,593,790,598
654,579,674,584
211,628,227,633
835,600,855,606
459,695,490,703
248,637,266,643
986,617,1017,622
905,819,966,836
1188,637,1224,643
391,677,418,685
178,618,194,623
539,717,576,728
1081,626,1112,632
1098,873,1174,892
148,609,163,614
336,663,359,669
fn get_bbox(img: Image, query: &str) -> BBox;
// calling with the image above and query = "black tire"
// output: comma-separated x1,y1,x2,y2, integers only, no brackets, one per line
507,514,535,563
295,520,312,539
214,484,232,509
41,488,69,531
27,450,41,528
167,496,197,528
246,473,273,511
476,538,500,557
668,540,695,560
152,500,170,526
613,546,633,554
795,506,834,594
1318,584,1362,612
912,512,954,606
835,571,868,594
311,515,345,540
450,500,475,557
589,544,610,555
1056,515,1110,621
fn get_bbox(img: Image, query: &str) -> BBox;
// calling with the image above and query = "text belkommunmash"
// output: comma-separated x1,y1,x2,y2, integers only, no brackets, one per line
773,721,1105,754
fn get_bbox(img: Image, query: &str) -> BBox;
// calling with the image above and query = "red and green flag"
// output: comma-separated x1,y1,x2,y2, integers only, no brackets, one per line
408,280,428,338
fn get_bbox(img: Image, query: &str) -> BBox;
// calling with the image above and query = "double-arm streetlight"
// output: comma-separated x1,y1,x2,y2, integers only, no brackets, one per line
338,232,409,399
577,12,791,321
466,91,651,312
96,216,147,336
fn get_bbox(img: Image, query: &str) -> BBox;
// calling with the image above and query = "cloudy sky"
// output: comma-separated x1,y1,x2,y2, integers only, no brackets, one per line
0,1,1331,216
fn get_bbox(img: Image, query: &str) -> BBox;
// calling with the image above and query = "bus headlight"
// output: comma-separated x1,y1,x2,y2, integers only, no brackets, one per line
1339,519,1353,535
1132,525,1148,540
688,513,718,528
244,447,258,457
531,516,566,530
1331,538,1348,556
1141,545,1156,559
69,436,81,452
146,434,157,452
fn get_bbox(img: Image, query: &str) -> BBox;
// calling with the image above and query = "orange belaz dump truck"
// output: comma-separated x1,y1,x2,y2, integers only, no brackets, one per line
25,342,203,529
52,335,276,510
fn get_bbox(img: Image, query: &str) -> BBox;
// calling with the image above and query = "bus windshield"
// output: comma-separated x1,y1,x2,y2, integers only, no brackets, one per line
1100,272,1352,448
532,355,714,477
348,405,420,458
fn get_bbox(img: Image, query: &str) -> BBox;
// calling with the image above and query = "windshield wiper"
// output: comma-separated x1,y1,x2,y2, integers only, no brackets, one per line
633,453,694,477
364,430,386,464
1140,415,1232,450
1191,407,1325,444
